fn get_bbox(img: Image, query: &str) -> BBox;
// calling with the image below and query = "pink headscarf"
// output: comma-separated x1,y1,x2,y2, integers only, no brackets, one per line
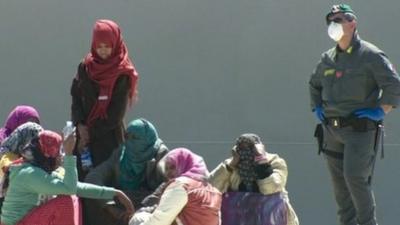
0,105,40,143
164,148,209,181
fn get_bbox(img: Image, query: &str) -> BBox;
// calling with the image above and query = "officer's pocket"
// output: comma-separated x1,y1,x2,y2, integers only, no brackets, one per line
321,75,335,101
337,71,370,101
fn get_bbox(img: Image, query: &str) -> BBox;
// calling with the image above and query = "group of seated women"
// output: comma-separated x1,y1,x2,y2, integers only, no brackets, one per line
0,105,299,225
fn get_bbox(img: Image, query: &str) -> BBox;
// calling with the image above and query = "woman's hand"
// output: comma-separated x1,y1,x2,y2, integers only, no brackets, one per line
105,205,132,224
114,190,135,218
63,131,76,156
77,124,89,150
226,146,240,169
254,144,268,164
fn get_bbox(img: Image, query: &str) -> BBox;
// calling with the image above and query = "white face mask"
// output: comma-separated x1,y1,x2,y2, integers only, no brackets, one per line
327,22,344,42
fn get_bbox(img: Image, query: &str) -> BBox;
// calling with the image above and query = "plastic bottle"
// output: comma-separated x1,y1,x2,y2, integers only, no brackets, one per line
62,121,75,139
61,121,75,156
81,147,93,171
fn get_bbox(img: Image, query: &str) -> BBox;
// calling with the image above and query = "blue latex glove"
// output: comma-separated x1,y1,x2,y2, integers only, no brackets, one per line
313,106,325,122
354,107,385,121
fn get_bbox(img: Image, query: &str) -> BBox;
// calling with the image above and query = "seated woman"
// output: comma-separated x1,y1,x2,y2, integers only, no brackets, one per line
209,133,299,225
0,105,41,163
84,118,168,225
130,148,222,225
0,105,40,143
0,106,42,207
0,130,133,225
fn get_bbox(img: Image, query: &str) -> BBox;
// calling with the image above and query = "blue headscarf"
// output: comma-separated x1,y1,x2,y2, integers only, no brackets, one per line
119,118,161,190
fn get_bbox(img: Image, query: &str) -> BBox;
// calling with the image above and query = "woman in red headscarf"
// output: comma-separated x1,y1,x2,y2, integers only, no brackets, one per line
0,130,134,225
70,19,138,177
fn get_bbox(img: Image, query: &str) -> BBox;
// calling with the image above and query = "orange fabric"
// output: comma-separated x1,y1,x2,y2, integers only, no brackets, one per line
178,178,222,225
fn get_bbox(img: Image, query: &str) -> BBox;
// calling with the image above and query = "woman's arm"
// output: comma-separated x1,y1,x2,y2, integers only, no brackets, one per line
130,181,188,225
208,160,233,193
25,155,78,195
70,64,86,125
257,156,288,195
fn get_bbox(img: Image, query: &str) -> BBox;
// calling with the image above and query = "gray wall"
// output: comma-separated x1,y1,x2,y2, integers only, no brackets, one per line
1,0,399,224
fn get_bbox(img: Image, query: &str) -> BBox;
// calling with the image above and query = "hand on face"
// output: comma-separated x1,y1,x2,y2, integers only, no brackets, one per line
254,144,268,164
229,143,267,167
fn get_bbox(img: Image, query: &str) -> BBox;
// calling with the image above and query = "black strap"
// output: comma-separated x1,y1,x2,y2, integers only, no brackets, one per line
314,124,324,155
369,123,384,184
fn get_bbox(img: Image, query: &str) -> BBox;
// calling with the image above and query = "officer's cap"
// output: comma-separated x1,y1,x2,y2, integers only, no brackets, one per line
326,4,357,24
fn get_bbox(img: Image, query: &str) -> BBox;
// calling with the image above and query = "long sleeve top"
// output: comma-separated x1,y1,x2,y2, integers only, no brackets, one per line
1,156,116,225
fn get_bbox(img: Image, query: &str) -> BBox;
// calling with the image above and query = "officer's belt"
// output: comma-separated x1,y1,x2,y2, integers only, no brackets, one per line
325,117,378,131
325,117,351,128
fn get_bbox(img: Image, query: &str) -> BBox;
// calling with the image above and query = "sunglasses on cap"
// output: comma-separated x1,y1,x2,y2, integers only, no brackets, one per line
326,13,355,25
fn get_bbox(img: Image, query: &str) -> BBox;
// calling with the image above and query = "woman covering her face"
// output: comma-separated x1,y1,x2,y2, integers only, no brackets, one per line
70,19,139,177
130,148,222,225
84,119,168,225
0,130,133,225
209,133,299,225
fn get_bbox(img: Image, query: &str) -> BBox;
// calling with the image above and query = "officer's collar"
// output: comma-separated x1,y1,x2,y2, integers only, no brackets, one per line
335,32,361,55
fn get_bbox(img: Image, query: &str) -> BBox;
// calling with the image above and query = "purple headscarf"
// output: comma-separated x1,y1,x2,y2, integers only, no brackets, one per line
164,148,209,181
0,105,40,143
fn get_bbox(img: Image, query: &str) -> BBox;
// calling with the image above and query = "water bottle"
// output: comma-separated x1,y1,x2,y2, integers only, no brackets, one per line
61,121,75,156
81,147,93,171
62,121,75,139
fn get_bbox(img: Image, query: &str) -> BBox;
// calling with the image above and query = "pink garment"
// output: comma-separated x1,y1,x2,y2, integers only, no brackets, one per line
0,106,40,143
177,178,222,225
16,195,81,225
165,148,209,181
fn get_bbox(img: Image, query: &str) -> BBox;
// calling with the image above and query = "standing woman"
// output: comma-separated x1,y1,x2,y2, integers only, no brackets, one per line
70,19,139,175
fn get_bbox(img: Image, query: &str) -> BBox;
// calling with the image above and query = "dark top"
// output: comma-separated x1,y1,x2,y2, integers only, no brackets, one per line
70,63,130,166
309,34,400,117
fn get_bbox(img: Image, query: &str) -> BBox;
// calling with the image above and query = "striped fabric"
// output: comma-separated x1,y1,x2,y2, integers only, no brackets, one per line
221,192,288,225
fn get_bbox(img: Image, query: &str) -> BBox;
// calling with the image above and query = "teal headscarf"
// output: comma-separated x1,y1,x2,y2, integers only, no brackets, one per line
119,118,161,190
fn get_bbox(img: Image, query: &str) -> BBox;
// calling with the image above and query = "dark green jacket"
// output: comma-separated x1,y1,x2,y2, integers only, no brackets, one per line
83,144,168,225
309,34,400,117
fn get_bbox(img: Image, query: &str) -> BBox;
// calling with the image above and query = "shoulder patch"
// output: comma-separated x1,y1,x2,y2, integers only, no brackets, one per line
324,69,335,76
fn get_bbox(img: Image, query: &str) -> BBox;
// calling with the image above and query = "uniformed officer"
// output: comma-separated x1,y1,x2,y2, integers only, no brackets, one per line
309,4,400,225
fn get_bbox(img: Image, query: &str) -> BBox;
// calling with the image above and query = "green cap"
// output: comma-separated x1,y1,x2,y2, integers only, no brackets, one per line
326,4,356,23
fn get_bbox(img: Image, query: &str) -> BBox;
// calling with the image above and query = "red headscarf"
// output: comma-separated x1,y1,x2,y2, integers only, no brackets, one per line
38,130,62,158
84,19,138,126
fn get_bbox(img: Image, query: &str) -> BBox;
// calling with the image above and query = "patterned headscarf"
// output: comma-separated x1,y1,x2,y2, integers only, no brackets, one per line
163,148,209,182
119,119,161,190
0,105,40,143
0,122,43,154
235,133,261,192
